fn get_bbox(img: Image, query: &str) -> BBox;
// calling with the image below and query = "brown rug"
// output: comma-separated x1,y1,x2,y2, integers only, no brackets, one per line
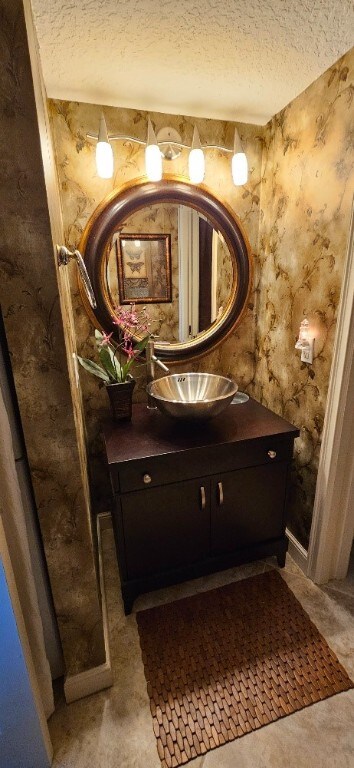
137,570,353,768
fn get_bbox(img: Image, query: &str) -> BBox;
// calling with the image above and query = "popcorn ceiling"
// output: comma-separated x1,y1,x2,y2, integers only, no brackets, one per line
31,0,353,124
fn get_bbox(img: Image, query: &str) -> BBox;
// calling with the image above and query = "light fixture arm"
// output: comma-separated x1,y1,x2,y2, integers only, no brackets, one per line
87,131,145,145
86,131,236,153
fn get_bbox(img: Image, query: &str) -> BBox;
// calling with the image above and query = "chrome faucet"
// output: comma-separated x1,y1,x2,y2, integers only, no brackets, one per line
146,338,169,408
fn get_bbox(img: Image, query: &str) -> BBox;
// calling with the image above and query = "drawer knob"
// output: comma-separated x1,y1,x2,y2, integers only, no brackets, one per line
268,450,277,459
143,473,152,484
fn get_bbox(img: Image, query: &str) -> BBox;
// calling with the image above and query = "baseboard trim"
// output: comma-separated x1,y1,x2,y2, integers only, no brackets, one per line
63,659,113,703
98,510,113,532
286,528,308,575
64,512,113,703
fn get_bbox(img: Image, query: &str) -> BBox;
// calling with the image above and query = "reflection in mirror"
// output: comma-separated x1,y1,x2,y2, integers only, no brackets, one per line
115,233,172,304
106,203,234,344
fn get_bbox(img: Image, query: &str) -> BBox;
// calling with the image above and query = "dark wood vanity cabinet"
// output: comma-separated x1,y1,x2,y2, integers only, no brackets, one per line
210,462,288,556
104,399,299,614
121,478,210,580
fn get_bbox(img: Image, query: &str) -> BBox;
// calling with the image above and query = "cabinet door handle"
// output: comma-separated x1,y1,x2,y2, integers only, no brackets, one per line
200,486,206,510
218,481,224,505
267,450,277,459
143,473,152,484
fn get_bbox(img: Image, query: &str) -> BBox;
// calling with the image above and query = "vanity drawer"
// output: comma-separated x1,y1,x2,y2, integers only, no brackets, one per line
114,435,294,494
116,450,212,493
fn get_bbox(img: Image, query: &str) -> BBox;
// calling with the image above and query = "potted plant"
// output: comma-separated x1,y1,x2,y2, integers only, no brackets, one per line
76,304,150,421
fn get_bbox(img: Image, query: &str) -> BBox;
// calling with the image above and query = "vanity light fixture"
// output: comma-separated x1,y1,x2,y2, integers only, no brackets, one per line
295,318,314,364
88,116,248,186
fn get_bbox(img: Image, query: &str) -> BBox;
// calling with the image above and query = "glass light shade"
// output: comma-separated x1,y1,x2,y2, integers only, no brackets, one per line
232,152,248,185
189,148,205,184
96,140,113,179
145,143,162,181
295,318,310,349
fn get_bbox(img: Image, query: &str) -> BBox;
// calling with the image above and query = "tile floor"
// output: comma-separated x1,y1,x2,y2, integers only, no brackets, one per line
49,529,354,768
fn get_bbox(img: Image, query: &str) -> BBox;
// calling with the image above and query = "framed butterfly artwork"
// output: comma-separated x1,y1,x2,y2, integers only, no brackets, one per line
116,233,172,304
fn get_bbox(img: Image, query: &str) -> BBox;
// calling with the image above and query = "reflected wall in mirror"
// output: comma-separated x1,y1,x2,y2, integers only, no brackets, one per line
81,178,252,362
106,202,234,344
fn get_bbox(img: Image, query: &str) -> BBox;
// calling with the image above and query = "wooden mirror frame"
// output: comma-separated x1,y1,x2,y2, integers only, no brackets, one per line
80,176,252,362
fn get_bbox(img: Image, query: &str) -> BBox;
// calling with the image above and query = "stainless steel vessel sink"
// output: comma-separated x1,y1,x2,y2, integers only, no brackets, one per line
146,373,238,420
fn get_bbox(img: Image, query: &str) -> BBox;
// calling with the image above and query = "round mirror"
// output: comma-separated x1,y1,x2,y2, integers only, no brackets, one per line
80,177,252,361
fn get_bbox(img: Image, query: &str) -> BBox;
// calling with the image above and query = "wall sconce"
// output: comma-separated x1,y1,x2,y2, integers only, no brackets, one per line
295,318,314,364
87,115,248,186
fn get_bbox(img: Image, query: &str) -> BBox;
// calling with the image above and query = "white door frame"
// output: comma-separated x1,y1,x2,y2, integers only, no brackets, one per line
307,198,354,583
178,207,200,341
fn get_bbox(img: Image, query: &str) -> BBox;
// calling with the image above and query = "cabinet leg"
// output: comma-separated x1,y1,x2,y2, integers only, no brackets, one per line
277,552,286,568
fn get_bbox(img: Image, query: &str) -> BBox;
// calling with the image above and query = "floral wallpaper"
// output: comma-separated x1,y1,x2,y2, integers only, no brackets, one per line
0,0,105,675
49,100,263,513
254,49,354,547
49,47,353,552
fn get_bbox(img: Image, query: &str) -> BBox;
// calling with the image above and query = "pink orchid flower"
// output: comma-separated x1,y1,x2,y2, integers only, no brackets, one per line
98,332,113,347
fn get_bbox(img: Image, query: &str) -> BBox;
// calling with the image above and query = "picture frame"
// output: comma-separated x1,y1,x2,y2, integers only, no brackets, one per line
116,233,172,304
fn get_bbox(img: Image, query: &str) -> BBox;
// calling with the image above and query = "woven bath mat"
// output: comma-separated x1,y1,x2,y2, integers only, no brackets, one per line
137,569,353,768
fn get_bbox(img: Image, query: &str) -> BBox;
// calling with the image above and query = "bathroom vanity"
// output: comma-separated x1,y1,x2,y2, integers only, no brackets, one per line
104,398,299,614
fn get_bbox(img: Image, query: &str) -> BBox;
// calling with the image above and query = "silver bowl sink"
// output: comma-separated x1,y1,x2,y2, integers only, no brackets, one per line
146,373,238,420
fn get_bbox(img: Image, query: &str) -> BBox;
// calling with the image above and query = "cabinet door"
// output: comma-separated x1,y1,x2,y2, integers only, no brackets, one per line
121,478,210,580
211,462,288,555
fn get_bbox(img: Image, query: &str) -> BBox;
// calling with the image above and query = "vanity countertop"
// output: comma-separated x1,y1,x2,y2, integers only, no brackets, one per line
103,397,299,467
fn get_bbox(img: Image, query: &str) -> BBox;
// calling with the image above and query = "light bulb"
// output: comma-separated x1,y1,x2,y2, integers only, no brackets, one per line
145,118,162,181
189,126,205,184
232,152,248,186
232,128,248,186
145,144,162,181
95,113,113,179
96,141,113,179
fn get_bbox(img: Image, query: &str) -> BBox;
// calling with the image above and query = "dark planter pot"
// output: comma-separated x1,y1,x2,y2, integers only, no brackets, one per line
106,379,136,421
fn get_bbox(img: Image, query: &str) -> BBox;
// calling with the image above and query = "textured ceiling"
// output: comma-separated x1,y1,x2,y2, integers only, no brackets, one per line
31,0,354,124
